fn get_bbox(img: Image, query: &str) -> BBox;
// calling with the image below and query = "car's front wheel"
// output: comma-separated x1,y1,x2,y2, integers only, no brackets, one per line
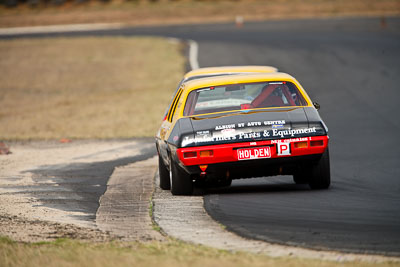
170,159,193,195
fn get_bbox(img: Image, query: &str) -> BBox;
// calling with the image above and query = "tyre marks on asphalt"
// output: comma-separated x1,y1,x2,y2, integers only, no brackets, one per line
27,142,156,226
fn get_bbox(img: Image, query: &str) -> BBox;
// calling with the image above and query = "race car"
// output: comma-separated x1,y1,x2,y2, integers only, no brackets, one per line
155,70,330,195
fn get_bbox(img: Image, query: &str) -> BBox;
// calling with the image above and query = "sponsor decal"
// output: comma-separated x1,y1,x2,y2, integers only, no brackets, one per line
197,99,245,108
271,137,309,144
181,126,320,147
269,82,285,85
217,120,286,130
238,131,261,139
196,130,210,136
221,128,236,135
237,147,271,160
215,124,235,130
264,120,286,126
214,136,236,141
247,121,262,127
277,142,291,156
272,127,316,138
196,135,213,142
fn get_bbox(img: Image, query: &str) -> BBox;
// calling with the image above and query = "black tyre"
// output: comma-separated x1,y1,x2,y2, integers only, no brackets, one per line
170,159,193,195
158,155,170,190
293,173,309,184
308,147,331,189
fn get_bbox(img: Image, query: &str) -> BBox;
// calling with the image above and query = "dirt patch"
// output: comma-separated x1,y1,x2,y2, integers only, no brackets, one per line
0,214,115,243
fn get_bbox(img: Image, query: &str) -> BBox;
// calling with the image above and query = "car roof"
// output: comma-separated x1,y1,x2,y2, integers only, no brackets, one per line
183,65,278,80
182,72,298,91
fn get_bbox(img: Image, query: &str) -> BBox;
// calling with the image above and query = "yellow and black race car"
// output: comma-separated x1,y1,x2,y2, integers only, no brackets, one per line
156,67,330,195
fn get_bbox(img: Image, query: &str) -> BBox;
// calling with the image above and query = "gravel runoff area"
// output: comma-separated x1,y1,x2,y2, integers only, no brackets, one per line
0,140,161,242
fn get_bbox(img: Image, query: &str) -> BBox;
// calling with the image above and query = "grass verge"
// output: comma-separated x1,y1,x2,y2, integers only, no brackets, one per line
0,37,185,140
1,237,397,267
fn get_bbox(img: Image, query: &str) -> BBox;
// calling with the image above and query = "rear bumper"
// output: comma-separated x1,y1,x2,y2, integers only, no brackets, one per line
176,135,328,178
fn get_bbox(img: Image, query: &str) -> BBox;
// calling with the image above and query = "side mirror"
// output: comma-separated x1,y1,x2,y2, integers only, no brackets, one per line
313,102,320,110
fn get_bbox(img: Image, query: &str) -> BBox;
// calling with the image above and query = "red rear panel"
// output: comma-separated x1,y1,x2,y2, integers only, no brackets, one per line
177,135,328,166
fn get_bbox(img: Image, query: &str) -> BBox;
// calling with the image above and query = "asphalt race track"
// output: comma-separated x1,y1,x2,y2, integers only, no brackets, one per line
4,17,400,255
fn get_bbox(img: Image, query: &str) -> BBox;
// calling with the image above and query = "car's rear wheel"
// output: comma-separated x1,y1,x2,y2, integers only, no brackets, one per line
170,159,193,195
308,147,331,189
158,155,170,190
293,173,309,184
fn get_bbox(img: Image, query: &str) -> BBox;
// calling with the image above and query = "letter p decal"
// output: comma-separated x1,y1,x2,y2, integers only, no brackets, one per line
277,143,291,156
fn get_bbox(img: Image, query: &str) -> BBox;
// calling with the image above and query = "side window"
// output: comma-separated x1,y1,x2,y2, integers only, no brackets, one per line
183,90,198,116
170,98,182,122
167,88,183,122
163,81,183,119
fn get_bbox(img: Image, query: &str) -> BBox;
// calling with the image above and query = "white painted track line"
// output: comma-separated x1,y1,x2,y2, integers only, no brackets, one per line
188,39,200,70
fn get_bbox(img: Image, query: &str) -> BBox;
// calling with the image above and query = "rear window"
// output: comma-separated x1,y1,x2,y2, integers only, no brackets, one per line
183,81,308,116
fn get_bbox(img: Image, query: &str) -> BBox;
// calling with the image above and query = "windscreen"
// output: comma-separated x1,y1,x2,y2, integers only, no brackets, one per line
183,81,308,116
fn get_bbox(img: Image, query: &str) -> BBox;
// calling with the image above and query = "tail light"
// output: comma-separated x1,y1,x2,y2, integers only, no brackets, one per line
200,150,213,157
294,141,308,148
310,140,324,147
183,151,197,158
